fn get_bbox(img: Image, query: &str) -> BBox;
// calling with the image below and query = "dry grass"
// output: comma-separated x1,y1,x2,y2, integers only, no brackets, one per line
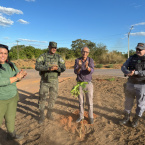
97,52,126,64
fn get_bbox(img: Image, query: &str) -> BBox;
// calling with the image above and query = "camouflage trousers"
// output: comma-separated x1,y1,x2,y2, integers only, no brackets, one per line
39,79,58,111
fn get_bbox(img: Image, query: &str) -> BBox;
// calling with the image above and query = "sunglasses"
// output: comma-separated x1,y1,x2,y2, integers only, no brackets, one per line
50,47,57,49
136,48,143,52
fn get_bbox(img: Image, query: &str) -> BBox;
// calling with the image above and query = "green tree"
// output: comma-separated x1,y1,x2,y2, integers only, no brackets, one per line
123,49,136,59
71,39,97,58
34,48,44,58
91,43,108,62
57,47,75,59
9,45,26,60
24,46,35,59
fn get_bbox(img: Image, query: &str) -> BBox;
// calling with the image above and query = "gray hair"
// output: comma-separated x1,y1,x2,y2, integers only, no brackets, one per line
81,46,90,52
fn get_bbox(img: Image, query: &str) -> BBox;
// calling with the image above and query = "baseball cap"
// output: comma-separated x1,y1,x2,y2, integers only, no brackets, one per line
49,42,57,48
136,43,145,50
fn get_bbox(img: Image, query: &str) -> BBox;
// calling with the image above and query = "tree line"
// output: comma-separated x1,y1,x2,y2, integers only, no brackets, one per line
9,39,136,64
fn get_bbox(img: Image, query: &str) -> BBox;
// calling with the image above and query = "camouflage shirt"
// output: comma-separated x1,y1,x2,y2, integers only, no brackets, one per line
35,52,66,74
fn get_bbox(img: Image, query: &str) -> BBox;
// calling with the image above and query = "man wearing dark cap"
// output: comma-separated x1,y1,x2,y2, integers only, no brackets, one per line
119,43,145,128
35,41,66,124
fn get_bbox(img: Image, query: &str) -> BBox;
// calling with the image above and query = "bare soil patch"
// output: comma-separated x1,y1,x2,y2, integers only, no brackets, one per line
11,59,75,69
12,59,122,69
1,75,145,145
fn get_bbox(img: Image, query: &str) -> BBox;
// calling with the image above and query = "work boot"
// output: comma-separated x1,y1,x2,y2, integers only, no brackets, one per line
38,110,45,124
7,131,24,140
119,112,130,125
46,109,54,120
131,114,140,128
89,118,94,124
76,117,84,123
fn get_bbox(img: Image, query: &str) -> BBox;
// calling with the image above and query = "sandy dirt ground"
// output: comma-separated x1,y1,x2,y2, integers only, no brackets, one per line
1,73,145,145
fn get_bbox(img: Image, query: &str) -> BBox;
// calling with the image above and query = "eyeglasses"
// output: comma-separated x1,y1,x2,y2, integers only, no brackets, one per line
82,51,89,54
136,48,143,52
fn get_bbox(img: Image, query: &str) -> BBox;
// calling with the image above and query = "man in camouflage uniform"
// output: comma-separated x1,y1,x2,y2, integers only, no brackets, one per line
35,42,66,124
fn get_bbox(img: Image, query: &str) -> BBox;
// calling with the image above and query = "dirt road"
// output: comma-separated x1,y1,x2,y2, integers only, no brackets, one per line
22,69,125,80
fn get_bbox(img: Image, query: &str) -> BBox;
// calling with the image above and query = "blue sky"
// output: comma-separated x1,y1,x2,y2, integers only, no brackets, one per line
0,0,145,53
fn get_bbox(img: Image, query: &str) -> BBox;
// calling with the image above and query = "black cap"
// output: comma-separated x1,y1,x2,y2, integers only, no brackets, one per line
0,44,9,52
136,43,145,50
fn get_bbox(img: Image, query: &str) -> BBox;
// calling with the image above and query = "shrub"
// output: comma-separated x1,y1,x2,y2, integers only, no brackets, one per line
97,51,125,64
27,67,33,69
20,66,26,69
107,64,114,68
106,78,115,81
95,64,103,68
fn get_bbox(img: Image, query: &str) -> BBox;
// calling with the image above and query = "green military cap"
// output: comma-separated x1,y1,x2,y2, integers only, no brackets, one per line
49,41,57,48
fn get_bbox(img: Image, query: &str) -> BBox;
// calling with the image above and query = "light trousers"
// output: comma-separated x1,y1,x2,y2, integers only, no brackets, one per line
78,82,94,119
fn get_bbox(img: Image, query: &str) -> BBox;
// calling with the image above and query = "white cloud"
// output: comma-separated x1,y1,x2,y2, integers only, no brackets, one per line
0,15,13,26
130,3,142,8
0,6,23,15
27,44,47,47
121,36,127,39
3,37,10,39
17,19,29,24
133,22,145,26
134,5,142,8
130,32,145,36
25,0,35,2
19,38,48,43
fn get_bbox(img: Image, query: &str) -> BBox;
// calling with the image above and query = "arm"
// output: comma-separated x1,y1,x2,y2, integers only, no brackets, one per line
0,69,27,86
121,57,137,76
57,57,66,73
86,58,94,74
35,54,49,71
121,57,132,75
74,59,82,74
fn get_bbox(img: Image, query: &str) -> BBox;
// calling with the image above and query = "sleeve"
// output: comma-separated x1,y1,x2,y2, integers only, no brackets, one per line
121,57,131,74
57,56,66,73
74,59,79,74
88,58,94,74
35,54,49,71
13,63,19,74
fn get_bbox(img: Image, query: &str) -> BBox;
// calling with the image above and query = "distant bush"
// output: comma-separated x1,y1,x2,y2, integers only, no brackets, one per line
98,51,125,64
27,67,33,69
9,40,127,63
106,64,114,68
20,66,26,69
9,45,46,60
95,64,103,68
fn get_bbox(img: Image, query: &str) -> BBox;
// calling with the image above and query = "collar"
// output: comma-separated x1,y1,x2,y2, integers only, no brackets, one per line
81,57,89,62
